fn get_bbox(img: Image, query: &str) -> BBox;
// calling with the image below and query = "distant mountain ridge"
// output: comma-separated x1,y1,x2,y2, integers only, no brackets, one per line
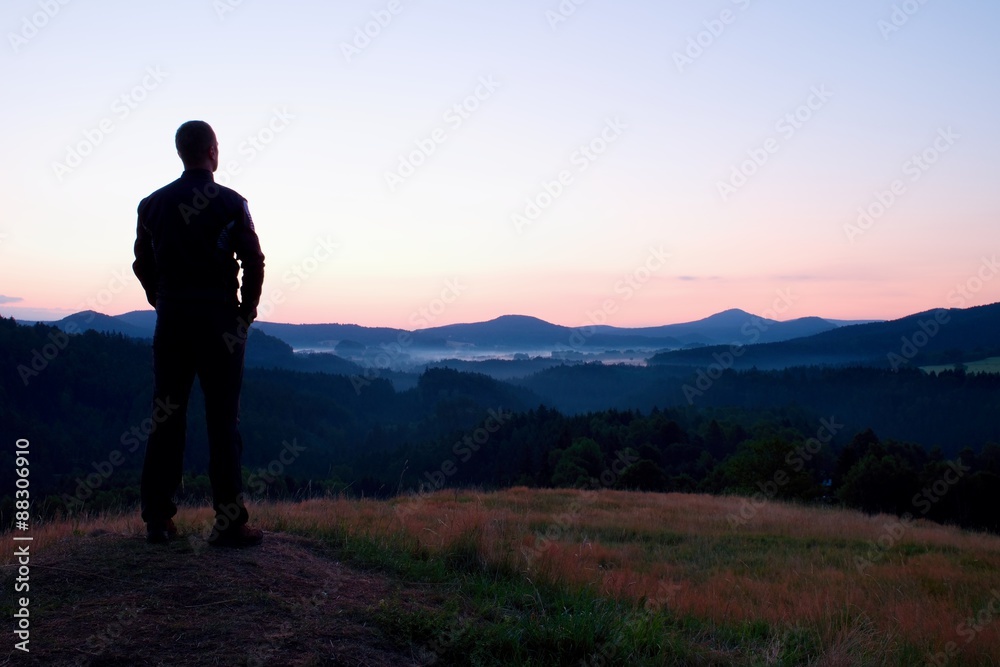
649,301,1000,370
52,310,150,339
32,308,869,353
410,314,683,349
588,308,843,346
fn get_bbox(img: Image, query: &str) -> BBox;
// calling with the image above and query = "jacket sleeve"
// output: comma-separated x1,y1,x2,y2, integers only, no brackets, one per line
132,201,157,307
233,199,265,322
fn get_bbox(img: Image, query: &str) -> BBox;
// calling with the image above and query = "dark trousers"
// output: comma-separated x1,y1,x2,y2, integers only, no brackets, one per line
140,304,249,528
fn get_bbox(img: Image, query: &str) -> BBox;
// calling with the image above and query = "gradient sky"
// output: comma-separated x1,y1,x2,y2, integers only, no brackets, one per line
2,0,998,328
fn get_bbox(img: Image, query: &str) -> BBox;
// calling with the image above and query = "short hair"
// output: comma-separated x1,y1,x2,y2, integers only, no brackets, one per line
175,121,217,166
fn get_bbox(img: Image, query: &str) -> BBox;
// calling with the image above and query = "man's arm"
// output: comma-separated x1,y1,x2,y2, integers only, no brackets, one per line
132,204,157,307
233,200,265,324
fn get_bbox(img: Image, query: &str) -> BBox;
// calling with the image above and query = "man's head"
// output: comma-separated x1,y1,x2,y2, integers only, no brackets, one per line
175,120,219,172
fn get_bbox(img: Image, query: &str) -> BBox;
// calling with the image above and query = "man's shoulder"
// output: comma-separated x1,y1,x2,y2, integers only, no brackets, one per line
142,178,175,197
187,178,247,207
211,182,247,205
138,177,179,213
138,176,247,211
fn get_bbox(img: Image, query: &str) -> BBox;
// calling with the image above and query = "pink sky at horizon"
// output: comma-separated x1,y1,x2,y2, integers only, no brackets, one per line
2,1,998,331
3,264,995,330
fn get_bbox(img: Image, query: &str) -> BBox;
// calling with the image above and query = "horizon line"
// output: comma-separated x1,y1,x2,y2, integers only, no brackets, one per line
2,305,927,332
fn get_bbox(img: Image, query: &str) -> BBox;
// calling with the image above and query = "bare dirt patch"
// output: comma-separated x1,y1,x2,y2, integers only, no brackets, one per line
2,530,431,666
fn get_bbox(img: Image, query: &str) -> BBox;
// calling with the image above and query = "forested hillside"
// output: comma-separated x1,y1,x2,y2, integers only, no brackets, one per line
649,302,1000,370
3,316,999,534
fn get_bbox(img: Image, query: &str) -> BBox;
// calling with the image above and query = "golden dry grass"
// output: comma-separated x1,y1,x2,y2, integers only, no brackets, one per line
8,489,1000,664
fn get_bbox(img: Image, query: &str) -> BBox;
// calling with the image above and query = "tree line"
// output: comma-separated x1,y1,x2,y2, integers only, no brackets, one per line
1,316,998,534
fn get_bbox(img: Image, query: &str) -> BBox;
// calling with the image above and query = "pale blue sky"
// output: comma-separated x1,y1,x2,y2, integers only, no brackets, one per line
2,0,998,327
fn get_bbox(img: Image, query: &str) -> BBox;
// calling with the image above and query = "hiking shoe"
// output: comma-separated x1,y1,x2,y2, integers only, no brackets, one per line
146,518,178,544
208,524,264,548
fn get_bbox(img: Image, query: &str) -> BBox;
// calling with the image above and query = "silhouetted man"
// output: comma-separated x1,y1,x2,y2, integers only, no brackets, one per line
133,120,265,547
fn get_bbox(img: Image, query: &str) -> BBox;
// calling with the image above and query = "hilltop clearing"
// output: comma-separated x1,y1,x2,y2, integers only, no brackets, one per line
4,490,1000,666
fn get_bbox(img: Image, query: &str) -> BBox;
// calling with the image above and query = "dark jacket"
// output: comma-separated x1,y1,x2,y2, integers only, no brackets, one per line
133,169,265,321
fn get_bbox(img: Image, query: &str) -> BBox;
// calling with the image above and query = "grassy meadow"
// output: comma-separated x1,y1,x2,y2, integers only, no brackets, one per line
922,357,1000,375
6,489,1000,666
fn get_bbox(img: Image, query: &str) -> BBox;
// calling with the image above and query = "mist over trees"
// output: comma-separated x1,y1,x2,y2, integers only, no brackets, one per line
2,315,999,534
